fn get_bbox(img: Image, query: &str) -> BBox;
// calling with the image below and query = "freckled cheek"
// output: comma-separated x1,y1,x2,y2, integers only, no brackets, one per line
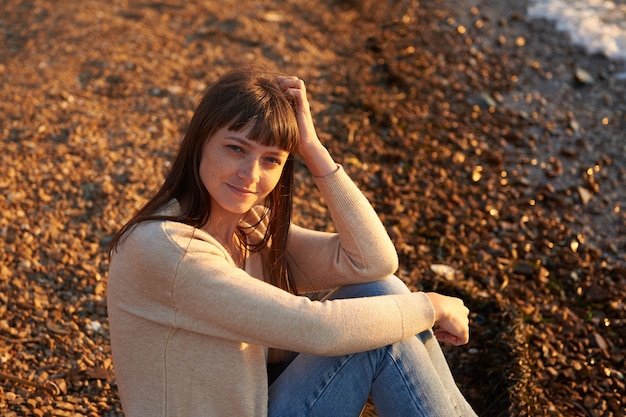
260,173,282,197
199,165,219,192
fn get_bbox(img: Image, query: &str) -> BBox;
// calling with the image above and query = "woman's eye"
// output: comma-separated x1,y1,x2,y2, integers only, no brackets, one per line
227,145,243,153
265,157,282,166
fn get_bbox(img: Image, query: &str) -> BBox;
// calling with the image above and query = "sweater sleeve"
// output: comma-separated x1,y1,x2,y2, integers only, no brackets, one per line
178,249,433,356
108,220,434,357
287,165,398,293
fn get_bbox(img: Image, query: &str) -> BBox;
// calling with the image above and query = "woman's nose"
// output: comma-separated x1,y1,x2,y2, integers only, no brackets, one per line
238,157,261,182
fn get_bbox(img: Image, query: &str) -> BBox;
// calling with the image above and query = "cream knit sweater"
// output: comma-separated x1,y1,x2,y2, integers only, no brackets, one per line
107,166,435,416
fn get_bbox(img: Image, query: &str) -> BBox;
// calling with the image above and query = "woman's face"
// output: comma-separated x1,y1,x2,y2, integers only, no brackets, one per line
199,124,289,219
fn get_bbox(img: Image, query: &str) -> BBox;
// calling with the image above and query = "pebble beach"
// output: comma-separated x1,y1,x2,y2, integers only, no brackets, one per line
1,0,625,416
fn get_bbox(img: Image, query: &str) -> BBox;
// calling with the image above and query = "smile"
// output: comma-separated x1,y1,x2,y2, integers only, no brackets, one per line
227,184,256,195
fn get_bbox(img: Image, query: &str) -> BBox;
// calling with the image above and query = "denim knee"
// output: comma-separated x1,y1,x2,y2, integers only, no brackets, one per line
324,275,411,300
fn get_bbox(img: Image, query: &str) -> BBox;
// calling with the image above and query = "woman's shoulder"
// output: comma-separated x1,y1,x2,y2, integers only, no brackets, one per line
122,218,193,253
114,220,232,275
119,200,215,253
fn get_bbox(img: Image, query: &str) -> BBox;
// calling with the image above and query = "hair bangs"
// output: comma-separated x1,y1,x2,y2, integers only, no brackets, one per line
227,81,300,154
249,109,299,153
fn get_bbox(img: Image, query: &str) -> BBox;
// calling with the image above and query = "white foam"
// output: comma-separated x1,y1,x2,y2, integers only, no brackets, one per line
528,0,626,61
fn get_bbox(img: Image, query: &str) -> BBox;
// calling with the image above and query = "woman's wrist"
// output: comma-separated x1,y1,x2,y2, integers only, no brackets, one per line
425,292,442,322
300,143,337,177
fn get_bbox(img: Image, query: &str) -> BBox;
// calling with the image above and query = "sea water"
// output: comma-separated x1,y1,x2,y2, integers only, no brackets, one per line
528,0,626,62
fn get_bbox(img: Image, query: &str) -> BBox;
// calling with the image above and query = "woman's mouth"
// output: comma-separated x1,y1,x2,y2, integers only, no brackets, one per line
227,183,255,195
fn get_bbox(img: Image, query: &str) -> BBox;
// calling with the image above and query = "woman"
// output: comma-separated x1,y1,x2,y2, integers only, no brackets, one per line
107,69,477,417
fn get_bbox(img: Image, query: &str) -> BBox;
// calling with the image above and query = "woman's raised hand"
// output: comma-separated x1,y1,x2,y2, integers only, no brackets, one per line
277,76,336,177
425,292,471,346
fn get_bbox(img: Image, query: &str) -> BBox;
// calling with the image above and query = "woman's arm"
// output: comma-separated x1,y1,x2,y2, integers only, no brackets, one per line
286,167,398,292
109,221,434,356
279,77,398,292
279,78,471,346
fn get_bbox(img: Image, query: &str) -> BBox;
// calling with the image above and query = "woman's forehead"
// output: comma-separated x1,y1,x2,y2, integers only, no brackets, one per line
214,125,290,155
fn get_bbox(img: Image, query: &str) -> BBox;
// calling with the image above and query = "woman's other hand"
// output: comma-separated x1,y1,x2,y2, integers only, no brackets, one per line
277,76,336,177
425,292,471,346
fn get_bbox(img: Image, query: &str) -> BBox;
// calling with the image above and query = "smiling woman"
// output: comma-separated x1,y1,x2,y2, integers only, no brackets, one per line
199,126,288,221
199,125,289,267
106,69,477,417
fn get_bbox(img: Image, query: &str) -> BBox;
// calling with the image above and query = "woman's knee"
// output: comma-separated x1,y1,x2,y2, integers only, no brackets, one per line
325,275,410,300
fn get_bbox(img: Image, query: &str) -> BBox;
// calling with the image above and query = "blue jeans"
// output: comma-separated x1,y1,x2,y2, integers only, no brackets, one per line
268,276,477,417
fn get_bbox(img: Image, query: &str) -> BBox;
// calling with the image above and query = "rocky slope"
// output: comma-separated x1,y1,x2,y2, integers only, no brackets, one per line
0,0,624,415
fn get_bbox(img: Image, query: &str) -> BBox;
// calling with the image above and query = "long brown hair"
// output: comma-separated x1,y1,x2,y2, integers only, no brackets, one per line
108,69,300,293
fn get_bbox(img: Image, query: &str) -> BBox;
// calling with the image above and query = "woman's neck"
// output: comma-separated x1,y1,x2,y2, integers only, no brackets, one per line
202,218,247,269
